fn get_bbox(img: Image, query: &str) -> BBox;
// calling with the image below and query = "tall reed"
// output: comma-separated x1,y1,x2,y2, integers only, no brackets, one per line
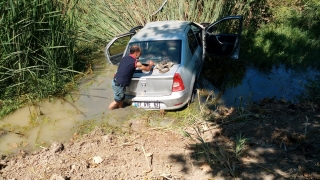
75,0,250,47
0,0,78,116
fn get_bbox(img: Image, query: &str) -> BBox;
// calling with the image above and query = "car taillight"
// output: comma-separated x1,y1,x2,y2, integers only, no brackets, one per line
172,73,185,92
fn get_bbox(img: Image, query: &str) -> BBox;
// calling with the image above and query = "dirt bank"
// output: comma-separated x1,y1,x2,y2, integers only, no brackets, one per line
0,98,319,179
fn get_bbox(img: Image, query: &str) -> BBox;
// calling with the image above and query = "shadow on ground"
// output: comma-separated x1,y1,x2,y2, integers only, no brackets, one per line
168,98,320,179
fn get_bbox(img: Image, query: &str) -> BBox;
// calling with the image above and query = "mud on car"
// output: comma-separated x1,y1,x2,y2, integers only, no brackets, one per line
105,16,243,110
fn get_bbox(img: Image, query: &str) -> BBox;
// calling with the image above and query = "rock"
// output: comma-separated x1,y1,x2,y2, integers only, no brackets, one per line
50,142,64,153
93,156,103,164
70,164,78,173
49,174,65,180
102,134,113,143
200,162,212,173
0,160,7,170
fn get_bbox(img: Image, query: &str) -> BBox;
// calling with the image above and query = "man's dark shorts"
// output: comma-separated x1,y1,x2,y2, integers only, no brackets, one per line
111,79,126,102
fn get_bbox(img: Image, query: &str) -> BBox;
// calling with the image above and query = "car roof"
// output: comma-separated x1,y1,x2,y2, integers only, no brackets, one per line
130,21,190,42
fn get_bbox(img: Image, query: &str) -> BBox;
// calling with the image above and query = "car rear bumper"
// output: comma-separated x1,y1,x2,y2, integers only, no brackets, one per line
125,90,190,110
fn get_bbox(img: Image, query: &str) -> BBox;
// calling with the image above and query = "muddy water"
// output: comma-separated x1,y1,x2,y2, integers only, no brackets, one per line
1,55,319,155
0,56,145,156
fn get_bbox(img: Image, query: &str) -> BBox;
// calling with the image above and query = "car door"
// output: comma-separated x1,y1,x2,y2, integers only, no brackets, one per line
105,32,134,65
182,27,201,92
205,15,243,59
190,23,205,79
105,26,143,65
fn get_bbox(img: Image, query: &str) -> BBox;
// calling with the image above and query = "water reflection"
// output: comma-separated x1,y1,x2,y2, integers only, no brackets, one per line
201,58,320,107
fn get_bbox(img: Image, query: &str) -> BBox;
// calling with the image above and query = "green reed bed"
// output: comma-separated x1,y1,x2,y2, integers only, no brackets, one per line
0,0,78,117
75,0,252,48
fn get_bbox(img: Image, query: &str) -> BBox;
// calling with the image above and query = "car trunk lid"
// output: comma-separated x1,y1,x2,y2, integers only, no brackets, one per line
126,64,179,96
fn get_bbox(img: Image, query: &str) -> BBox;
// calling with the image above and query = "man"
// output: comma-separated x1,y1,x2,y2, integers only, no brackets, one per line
108,45,154,110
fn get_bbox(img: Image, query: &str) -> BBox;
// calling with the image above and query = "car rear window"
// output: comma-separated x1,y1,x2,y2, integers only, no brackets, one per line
126,40,181,64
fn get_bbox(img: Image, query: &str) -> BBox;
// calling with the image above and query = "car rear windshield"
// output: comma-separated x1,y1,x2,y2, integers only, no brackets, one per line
126,40,181,64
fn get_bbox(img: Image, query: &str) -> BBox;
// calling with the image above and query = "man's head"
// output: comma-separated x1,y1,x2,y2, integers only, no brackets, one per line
130,45,142,59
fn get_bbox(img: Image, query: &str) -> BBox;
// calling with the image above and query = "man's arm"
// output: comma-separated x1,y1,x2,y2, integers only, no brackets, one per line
136,60,154,71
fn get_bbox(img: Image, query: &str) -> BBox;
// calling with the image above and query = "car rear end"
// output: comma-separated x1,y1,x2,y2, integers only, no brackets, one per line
123,21,192,110
125,64,190,110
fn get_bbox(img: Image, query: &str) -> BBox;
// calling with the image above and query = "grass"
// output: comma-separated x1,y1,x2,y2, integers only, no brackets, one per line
235,133,248,158
172,91,240,177
74,119,99,135
183,123,244,178
0,0,82,118
301,75,320,104
172,88,254,177
234,97,245,116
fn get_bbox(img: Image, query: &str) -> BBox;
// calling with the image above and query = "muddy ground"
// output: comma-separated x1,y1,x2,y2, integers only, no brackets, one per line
0,97,319,180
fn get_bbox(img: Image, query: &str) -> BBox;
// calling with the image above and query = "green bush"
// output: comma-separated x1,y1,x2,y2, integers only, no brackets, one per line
242,0,320,70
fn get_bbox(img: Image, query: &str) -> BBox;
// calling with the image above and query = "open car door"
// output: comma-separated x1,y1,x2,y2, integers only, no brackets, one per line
205,16,243,59
105,32,134,65
105,26,143,65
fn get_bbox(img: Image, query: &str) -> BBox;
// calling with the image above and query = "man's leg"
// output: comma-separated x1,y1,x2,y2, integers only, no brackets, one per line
118,101,124,108
109,80,125,110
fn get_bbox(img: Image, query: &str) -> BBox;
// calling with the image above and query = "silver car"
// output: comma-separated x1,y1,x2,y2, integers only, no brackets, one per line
105,16,243,110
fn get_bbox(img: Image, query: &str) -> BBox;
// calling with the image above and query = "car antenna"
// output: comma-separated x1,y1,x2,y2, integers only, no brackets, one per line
151,0,168,16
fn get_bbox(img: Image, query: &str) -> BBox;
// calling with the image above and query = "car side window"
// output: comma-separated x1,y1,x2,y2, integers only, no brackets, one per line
187,29,198,55
190,24,202,46
109,36,131,56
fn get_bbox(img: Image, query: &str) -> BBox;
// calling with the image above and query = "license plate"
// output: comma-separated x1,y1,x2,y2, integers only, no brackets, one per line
132,102,160,109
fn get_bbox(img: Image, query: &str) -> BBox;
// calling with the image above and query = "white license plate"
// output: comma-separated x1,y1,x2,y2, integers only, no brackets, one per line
132,102,160,109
